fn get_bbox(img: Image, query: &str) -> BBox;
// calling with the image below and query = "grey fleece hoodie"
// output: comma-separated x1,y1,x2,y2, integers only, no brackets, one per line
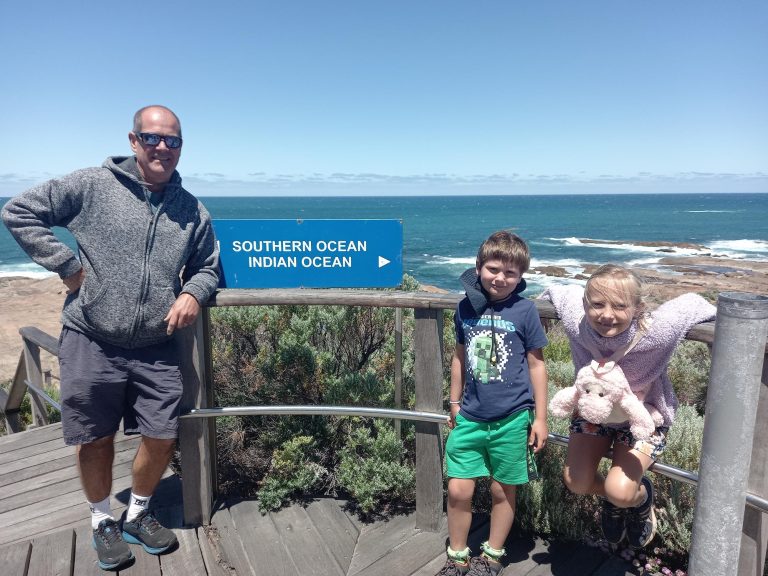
1,156,220,348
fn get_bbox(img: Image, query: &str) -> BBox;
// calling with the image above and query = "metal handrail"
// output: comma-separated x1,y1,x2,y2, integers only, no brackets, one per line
181,405,768,514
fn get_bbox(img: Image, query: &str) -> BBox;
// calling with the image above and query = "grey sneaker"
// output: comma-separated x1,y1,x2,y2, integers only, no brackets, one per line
600,497,627,545
467,555,504,576
121,510,178,554
626,476,657,549
435,557,470,575
92,518,133,570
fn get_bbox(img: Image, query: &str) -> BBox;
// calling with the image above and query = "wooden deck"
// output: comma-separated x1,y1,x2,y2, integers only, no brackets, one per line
0,423,637,575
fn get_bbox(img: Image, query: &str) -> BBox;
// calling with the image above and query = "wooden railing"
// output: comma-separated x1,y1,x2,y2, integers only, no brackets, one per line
2,289,767,575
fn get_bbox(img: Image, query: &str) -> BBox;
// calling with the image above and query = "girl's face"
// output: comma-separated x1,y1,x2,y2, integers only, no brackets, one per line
583,281,637,337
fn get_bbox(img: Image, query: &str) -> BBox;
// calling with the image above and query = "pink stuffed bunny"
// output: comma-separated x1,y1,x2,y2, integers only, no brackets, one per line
550,359,662,441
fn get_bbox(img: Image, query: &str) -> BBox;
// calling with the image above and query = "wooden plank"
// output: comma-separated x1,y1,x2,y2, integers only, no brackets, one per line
227,499,294,574
590,555,637,576
269,504,344,575
410,551,451,576
353,528,447,576
0,447,136,501
3,436,140,476
0,437,68,466
18,326,59,355
0,460,134,514
523,539,604,576
26,529,75,576
0,422,64,450
0,434,139,484
303,499,359,573
157,528,207,576
0,540,32,576
413,309,445,532
209,288,462,310
209,505,257,575
73,524,112,576
195,526,232,576
0,468,177,545
118,545,161,575
0,455,143,530
348,512,421,575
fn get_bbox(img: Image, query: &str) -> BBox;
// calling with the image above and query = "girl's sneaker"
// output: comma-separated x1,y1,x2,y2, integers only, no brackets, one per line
626,476,656,549
435,557,470,575
467,555,504,576
600,497,627,545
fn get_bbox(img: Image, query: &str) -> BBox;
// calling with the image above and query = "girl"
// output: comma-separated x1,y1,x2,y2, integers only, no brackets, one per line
540,264,716,548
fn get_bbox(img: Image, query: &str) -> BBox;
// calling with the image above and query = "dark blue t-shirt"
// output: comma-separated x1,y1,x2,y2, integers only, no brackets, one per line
454,294,548,422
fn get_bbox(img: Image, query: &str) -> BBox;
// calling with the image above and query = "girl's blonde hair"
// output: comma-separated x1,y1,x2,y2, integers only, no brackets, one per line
584,264,649,330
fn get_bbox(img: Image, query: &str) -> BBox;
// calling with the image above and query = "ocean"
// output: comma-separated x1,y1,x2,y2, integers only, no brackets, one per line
1,193,766,295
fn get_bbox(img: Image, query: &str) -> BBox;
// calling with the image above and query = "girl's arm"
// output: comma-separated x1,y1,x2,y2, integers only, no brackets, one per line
448,343,466,429
527,348,548,452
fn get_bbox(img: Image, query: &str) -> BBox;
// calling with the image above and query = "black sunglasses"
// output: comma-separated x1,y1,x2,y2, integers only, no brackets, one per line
136,132,183,149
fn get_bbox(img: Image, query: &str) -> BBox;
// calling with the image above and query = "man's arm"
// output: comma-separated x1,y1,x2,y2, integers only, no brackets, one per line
1,176,86,282
166,209,220,335
527,348,548,452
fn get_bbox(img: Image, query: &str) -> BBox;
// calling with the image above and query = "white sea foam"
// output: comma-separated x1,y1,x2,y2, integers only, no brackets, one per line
686,210,743,213
551,238,707,257
708,239,768,254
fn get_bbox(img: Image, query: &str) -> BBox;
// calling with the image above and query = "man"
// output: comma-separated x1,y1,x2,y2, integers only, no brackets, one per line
2,105,220,570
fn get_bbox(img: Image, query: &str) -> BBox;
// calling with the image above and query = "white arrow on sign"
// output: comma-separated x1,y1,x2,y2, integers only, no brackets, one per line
378,256,391,268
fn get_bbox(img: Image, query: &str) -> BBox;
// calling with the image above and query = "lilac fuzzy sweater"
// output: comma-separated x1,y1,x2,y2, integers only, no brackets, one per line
540,285,716,426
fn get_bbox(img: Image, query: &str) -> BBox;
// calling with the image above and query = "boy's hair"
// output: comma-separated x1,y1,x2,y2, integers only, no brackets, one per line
584,264,649,329
476,230,530,273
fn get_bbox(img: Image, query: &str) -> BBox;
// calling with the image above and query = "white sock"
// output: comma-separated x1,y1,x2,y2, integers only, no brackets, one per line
126,492,151,522
89,496,113,530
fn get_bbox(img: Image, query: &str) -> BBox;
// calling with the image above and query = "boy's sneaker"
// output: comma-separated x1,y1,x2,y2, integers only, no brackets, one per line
600,497,627,545
467,555,504,576
626,476,657,549
121,509,178,554
92,518,134,570
435,557,470,575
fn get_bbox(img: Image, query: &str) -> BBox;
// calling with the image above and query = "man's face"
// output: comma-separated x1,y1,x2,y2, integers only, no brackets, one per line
129,107,182,190
476,259,522,302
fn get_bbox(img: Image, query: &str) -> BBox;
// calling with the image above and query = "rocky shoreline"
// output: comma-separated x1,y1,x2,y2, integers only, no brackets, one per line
1,241,766,383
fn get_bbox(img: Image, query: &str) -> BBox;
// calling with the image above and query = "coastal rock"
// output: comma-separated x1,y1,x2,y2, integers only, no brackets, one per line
1,254,766,384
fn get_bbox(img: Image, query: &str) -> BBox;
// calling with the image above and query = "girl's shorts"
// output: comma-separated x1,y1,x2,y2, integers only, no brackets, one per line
446,409,537,485
569,417,668,459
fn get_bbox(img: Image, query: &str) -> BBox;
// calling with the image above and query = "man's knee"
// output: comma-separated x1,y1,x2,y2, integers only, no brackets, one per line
141,436,177,458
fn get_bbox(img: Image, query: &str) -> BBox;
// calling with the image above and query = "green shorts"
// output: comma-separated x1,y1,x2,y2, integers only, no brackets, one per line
445,409,537,485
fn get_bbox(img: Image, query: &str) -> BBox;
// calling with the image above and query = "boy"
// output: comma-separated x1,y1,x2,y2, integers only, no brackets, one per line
438,231,548,576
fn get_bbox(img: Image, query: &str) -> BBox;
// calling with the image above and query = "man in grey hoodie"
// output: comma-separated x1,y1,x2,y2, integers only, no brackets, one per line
1,105,219,570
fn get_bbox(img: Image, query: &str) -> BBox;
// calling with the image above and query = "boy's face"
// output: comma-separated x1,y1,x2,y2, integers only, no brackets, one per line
476,259,522,302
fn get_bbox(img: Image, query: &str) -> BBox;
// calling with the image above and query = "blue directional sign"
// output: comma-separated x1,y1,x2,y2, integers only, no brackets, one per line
213,219,403,288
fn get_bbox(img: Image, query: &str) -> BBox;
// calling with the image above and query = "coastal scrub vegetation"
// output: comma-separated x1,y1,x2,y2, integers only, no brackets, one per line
208,276,711,572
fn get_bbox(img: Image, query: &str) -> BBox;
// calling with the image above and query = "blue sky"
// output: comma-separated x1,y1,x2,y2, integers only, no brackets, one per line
1,1,766,196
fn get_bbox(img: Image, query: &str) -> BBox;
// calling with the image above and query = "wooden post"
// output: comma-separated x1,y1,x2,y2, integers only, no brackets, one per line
178,308,217,526
21,340,48,428
738,353,768,576
394,308,403,442
414,308,444,531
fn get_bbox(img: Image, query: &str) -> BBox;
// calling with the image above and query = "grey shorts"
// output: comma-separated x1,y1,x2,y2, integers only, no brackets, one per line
58,327,182,445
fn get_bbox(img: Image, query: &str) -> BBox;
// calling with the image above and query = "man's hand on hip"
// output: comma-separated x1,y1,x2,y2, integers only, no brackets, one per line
164,293,201,335
63,268,85,294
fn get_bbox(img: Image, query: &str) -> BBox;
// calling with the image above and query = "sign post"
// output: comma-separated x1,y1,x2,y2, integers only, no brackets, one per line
213,219,403,289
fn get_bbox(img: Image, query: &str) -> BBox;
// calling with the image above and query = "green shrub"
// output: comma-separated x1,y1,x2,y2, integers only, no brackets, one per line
257,435,327,512
668,340,711,413
337,419,415,514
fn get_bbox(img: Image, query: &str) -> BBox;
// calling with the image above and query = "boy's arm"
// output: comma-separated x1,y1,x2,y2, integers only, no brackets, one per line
527,348,548,453
448,343,466,429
